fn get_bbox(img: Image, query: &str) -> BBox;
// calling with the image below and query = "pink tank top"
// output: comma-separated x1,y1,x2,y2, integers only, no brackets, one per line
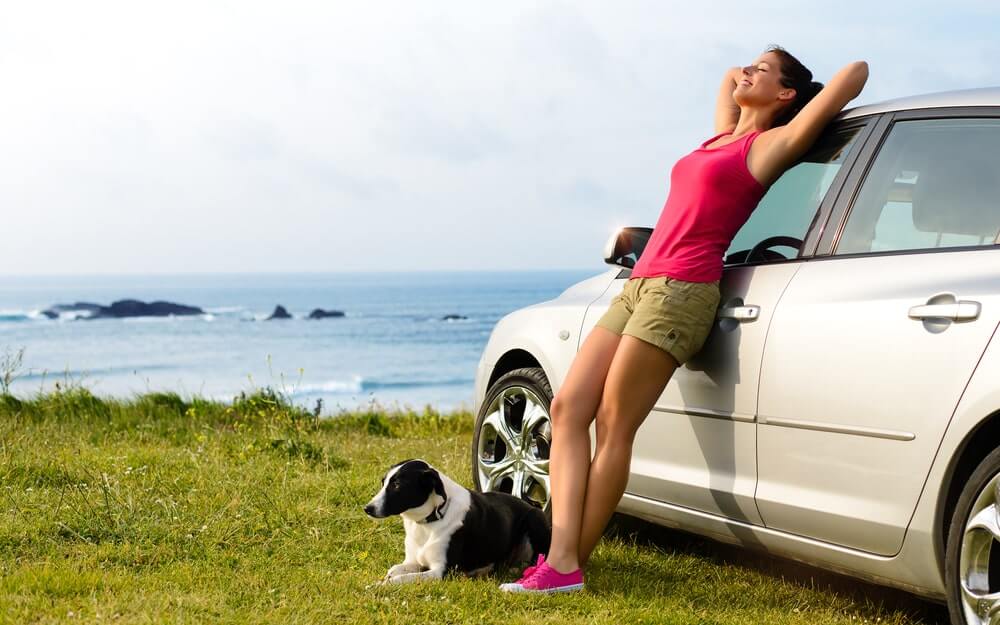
630,129,767,282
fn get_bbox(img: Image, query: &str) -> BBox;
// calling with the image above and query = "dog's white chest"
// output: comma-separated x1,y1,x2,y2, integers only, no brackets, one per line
403,519,443,567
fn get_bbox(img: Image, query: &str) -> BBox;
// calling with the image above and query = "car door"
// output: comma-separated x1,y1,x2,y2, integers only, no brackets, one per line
579,119,874,524
755,111,1000,556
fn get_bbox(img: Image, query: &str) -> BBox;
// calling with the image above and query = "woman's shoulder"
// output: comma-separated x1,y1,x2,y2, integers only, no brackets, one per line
746,126,804,187
754,126,782,143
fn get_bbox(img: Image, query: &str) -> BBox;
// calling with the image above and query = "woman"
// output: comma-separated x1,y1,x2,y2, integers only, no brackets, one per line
500,45,869,593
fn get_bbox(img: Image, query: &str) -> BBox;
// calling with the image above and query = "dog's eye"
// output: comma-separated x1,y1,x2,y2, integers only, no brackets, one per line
389,482,399,490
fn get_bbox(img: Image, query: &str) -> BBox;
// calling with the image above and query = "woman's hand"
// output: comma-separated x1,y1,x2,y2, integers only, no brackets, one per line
714,66,743,135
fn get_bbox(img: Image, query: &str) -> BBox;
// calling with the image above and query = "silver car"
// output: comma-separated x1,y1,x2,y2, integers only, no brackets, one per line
471,86,1000,624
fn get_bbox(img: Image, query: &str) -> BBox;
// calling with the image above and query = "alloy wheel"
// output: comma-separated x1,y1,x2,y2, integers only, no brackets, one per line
475,384,551,510
960,471,1000,624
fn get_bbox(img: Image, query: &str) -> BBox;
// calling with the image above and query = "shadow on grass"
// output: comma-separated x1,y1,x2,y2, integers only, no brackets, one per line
600,513,949,624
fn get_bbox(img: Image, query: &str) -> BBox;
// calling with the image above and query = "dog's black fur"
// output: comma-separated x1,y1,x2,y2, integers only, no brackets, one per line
365,459,551,582
446,490,551,574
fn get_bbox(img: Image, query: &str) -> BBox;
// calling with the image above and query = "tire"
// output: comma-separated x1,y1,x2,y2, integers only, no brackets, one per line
471,367,553,514
946,445,1000,625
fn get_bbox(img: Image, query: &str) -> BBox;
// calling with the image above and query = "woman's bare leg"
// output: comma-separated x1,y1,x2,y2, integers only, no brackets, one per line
577,334,680,567
543,326,622,574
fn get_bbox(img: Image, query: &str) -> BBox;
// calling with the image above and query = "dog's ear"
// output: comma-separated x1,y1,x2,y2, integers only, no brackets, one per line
421,469,445,498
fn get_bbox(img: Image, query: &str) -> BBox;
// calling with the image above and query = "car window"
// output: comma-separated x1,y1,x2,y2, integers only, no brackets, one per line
725,125,862,265
836,118,1000,255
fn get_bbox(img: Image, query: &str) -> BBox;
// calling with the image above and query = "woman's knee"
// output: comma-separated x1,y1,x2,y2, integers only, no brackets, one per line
594,400,641,447
549,393,592,431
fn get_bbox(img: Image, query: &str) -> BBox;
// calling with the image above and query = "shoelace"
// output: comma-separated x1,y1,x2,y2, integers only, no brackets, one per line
516,555,545,584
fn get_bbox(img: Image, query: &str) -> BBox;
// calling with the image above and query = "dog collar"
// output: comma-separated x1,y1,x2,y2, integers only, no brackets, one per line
421,495,449,523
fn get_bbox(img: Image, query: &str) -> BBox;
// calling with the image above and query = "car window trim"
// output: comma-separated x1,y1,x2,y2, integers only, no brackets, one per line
799,116,880,258
821,106,1000,258
813,113,892,256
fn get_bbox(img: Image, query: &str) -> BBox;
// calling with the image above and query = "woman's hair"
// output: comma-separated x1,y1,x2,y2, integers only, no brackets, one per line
765,44,823,126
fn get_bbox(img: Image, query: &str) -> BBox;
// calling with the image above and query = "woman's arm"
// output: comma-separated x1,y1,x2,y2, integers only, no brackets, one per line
714,66,743,134
771,61,870,161
749,61,869,187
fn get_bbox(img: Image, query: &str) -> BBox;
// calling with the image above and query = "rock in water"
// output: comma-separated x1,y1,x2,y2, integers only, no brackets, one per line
441,314,467,321
308,308,345,319
104,300,204,318
41,300,203,319
267,305,292,320
41,302,104,319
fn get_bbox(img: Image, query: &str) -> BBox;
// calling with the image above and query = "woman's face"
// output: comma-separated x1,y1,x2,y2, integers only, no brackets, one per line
733,51,794,109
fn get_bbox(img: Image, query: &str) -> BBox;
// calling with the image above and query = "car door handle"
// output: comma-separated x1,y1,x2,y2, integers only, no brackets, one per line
717,305,760,321
908,301,981,321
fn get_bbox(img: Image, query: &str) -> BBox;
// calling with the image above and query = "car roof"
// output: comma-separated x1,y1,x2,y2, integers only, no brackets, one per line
837,86,1000,121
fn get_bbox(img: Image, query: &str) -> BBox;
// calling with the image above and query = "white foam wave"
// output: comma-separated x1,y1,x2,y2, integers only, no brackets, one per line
286,375,473,397
58,310,95,321
0,308,51,322
120,314,214,324
204,306,245,314
291,375,365,395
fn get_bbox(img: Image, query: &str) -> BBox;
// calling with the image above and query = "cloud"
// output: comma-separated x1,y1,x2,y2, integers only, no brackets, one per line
0,1,998,273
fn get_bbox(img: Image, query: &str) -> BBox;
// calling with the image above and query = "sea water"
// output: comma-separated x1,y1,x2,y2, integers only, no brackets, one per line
0,270,599,413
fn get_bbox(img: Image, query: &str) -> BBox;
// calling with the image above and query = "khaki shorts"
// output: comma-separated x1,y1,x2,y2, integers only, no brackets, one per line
594,275,721,366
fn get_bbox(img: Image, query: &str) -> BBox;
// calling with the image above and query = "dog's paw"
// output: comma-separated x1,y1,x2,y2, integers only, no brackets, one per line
385,564,407,578
385,563,420,579
384,570,443,585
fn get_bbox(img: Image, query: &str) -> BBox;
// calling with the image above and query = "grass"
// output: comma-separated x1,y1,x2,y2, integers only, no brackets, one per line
0,387,949,624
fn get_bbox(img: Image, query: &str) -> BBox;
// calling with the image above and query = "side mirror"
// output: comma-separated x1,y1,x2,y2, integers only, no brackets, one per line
603,227,653,269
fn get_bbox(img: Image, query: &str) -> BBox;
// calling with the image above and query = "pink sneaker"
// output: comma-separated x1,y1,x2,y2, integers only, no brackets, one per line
499,555,584,593
513,554,544,583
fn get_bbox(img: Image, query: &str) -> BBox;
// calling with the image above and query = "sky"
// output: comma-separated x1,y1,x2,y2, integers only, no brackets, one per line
1,1,998,275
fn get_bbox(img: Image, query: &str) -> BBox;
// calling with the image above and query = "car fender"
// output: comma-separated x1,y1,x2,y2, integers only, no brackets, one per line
473,269,619,414
901,318,1000,588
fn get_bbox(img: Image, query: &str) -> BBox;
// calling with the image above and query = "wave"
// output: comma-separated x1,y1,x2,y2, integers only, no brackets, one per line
204,306,246,314
0,308,223,323
17,363,174,381
0,309,48,322
0,310,239,324
0,309,93,322
287,375,473,396
120,314,218,324
0,306,479,325
0,307,114,323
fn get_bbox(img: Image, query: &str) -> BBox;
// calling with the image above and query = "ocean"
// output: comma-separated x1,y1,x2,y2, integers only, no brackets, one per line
0,270,599,413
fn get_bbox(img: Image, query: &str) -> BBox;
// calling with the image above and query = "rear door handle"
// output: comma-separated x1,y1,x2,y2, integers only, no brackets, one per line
717,305,760,321
908,301,981,321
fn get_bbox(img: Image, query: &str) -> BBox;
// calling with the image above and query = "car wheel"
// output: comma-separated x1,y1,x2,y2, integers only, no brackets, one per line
947,446,1000,625
472,367,552,513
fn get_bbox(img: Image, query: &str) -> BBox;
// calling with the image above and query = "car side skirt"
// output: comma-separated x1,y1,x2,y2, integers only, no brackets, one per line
618,492,945,601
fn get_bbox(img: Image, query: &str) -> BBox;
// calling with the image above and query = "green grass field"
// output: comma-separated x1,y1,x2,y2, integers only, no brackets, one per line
0,388,949,624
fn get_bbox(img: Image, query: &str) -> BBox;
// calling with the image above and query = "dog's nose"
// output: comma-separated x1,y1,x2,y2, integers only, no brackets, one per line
364,503,376,517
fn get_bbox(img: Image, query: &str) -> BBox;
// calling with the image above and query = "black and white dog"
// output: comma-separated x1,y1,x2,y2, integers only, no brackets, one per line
364,458,550,583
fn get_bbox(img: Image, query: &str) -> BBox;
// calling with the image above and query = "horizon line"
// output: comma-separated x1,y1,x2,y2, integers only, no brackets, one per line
0,266,606,279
